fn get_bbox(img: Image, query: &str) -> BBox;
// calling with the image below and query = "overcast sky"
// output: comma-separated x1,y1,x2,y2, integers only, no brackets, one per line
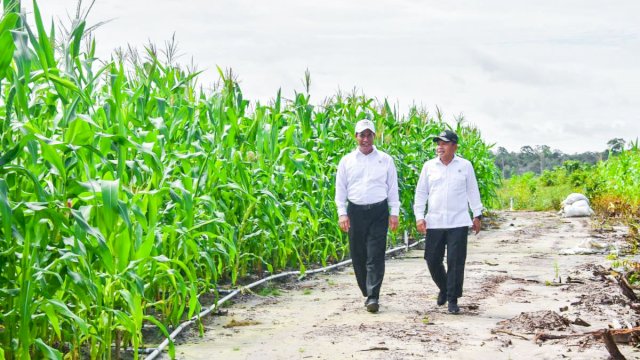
25,0,640,153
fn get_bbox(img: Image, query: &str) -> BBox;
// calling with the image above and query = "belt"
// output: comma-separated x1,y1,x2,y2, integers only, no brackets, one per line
348,199,388,210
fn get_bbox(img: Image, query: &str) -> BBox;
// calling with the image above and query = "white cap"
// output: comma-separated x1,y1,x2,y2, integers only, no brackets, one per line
355,119,376,134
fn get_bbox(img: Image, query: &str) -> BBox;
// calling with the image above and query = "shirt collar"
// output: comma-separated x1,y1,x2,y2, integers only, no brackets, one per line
355,145,378,157
437,154,458,166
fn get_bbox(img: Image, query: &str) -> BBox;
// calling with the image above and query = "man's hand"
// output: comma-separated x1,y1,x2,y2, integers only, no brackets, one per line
389,215,399,231
339,215,350,232
472,217,481,235
416,219,427,235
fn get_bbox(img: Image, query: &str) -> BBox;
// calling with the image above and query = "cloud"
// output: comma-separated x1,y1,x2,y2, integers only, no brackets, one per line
471,49,584,87
27,0,640,153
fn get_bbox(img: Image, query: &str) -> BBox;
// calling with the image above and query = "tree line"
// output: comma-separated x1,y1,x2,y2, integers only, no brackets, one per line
494,138,627,178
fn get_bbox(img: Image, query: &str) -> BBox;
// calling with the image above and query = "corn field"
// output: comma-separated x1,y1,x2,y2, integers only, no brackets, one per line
591,141,640,209
0,2,500,359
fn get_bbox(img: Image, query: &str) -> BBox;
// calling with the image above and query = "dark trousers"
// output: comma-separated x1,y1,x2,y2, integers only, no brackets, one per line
424,227,468,301
347,200,389,299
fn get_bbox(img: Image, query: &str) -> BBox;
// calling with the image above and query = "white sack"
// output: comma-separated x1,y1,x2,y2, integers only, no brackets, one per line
562,202,594,217
560,193,594,217
572,199,590,208
561,193,589,206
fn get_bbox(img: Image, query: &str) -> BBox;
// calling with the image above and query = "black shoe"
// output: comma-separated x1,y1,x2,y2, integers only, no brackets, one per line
365,298,379,313
448,301,460,314
437,291,446,306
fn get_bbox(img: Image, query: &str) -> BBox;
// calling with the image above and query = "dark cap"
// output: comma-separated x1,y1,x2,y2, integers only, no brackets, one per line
433,130,458,143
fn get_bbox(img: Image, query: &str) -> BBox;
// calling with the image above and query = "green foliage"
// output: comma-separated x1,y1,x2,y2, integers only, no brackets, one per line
257,285,282,297
498,143,640,216
588,142,640,208
498,165,588,211
0,2,500,358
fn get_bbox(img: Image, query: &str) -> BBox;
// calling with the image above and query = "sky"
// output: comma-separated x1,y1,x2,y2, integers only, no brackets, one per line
22,0,640,154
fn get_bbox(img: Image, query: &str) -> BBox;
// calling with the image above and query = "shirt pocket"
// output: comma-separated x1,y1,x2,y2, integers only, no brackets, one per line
451,173,467,193
347,164,365,184
370,161,388,183
428,173,444,190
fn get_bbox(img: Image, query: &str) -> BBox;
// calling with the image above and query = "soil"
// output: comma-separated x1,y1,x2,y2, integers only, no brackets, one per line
159,211,640,359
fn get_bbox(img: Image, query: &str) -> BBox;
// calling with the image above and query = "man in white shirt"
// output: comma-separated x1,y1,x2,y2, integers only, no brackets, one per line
335,119,400,313
413,130,483,314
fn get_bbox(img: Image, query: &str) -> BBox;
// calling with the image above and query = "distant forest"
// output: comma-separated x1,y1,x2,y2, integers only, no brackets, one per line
493,138,627,178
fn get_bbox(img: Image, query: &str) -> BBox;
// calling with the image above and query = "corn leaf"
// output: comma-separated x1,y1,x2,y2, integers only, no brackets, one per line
0,30,15,81
34,338,62,360
39,141,66,179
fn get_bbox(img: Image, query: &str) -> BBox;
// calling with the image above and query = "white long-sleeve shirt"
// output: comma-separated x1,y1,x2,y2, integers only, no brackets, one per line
335,146,400,216
413,155,483,228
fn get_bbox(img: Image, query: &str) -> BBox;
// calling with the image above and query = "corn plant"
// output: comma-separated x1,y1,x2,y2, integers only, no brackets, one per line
0,1,501,358
590,141,640,209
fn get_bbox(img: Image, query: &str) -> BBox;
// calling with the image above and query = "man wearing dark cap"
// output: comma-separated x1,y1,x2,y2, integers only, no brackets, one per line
413,130,483,314
335,119,400,313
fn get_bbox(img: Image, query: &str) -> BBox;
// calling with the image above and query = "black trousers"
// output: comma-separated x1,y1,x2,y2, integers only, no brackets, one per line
347,200,389,299
424,227,468,301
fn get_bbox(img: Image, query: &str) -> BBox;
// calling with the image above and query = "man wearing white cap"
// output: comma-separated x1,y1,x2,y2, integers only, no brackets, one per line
335,119,400,313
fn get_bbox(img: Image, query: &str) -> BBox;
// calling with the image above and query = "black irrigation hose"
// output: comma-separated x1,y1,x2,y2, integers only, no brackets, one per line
145,233,423,359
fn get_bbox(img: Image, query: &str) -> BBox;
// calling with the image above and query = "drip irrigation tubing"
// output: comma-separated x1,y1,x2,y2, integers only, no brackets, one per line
145,233,423,359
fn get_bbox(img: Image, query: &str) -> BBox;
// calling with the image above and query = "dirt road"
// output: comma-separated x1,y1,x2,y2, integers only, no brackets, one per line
163,211,640,359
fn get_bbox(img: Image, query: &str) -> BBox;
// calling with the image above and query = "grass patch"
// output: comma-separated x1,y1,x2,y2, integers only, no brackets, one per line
257,286,282,297
498,172,577,211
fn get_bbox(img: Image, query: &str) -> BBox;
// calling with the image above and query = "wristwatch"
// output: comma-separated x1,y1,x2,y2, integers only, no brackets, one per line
474,215,483,221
